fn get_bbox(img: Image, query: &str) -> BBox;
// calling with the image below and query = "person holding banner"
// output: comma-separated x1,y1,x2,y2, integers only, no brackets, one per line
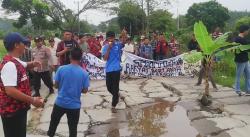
102,31,125,113
155,33,168,60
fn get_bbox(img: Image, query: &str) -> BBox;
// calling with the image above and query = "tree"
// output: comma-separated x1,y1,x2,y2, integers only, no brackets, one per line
117,1,146,36
186,1,230,32
2,0,120,30
225,11,250,31
2,0,50,29
43,0,121,30
97,18,120,34
132,0,171,14
148,10,176,33
236,16,250,30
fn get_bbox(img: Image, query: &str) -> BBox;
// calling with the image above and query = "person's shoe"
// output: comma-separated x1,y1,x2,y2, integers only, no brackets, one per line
111,107,117,113
195,83,201,86
245,92,250,96
236,91,243,96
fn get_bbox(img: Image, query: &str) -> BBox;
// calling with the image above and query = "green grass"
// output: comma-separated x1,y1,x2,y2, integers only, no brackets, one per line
213,52,247,90
0,40,7,59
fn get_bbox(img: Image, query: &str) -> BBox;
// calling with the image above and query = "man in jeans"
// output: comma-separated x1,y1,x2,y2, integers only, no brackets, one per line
32,36,54,97
102,31,125,113
234,25,250,96
47,47,89,137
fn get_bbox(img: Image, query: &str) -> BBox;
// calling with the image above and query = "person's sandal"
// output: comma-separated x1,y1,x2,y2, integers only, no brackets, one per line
111,107,117,113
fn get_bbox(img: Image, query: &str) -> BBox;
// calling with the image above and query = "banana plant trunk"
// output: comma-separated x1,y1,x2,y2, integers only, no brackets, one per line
204,61,210,96
201,57,212,106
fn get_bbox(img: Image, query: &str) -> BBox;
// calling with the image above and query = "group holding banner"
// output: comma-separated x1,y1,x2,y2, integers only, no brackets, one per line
81,52,200,80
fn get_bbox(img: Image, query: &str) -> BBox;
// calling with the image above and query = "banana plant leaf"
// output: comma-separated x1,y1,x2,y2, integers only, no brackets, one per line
183,51,203,63
194,21,214,55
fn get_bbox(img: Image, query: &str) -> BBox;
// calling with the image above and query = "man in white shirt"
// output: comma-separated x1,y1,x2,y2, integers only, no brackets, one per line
122,38,135,62
0,32,44,137
54,33,61,48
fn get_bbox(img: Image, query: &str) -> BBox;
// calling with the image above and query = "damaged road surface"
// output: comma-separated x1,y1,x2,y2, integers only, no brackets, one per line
24,77,250,137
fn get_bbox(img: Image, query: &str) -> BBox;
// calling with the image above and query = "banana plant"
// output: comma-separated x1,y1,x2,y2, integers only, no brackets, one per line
184,21,250,106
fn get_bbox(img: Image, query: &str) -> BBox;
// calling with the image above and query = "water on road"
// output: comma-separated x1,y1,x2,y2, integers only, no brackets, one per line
88,101,201,137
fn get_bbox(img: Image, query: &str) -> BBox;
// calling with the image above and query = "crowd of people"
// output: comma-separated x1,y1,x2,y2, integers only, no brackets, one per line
0,24,249,137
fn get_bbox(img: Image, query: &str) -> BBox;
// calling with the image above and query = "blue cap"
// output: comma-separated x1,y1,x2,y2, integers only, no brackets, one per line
4,32,30,48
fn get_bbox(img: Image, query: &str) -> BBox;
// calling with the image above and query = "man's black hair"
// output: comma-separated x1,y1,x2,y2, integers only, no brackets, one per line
70,47,83,61
63,30,73,33
79,34,85,39
74,32,79,36
239,25,250,33
106,31,115,38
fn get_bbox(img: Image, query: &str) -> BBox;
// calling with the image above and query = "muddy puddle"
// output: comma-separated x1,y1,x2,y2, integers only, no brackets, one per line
87,101,201,137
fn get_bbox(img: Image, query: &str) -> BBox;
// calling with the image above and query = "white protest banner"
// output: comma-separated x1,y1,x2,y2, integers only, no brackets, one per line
81,53,106,80
123,52,185,77
81,52,201,80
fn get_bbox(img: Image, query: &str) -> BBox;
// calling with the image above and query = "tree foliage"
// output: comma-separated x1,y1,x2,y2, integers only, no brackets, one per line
186,0,230,32
2,0,50,29
43,0,121,30
117,1,146,36
226,11,250,31
148,9,176,32
2,0,120,30
236,16,250,30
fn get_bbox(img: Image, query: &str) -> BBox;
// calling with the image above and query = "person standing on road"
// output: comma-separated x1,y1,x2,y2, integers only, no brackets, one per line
47,47,89,137
32,36,54,97
234,25,250,96
140,37,153,60
0,32,44,137
155,33,168,60
102,31,125,113
78,34,90,54
57,30,79,66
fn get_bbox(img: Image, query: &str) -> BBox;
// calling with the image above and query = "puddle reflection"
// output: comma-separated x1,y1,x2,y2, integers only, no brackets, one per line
126,102,172,136
89,101,201,137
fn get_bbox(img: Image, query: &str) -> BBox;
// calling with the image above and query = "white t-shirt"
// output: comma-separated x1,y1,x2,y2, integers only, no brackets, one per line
49,46,58,65
54,37,61,48
1,58,27,86
124,43,135,53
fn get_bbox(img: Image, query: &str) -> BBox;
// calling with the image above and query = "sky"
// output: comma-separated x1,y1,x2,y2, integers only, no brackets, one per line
59,0,250,25
1,0,250,25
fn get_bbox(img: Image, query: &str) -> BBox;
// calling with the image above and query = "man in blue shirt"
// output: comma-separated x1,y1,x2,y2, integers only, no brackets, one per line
102,31,124,113
47,47,89,137
140,37,153,59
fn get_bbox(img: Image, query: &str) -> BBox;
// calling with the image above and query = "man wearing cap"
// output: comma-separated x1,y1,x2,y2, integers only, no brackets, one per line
57,30,79,65
102,31,126,113
0,32,45,137
32,36,54,97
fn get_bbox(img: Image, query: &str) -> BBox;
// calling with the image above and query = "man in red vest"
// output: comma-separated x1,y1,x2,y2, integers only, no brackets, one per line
0,32,45,137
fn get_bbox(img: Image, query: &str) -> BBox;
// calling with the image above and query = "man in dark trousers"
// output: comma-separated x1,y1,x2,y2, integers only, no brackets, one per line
47,47,89,137
102,31,125,113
